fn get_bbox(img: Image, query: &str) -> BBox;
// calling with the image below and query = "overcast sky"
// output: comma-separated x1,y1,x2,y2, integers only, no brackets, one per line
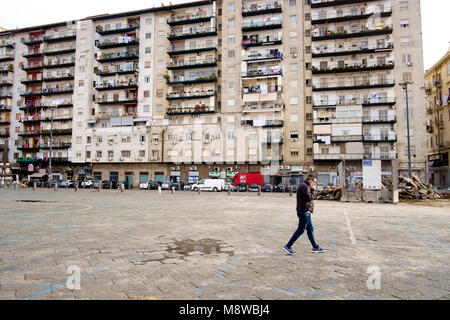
1,0,448,70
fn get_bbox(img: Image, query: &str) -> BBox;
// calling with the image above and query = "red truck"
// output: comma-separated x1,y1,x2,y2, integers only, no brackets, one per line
231,172,264,187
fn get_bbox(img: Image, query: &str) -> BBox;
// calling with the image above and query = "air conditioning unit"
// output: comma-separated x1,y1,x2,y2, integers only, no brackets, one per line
190,166,197,171
309,166,315,172
175,166,180,171
96,157,100,161
227,167,233,172
154,141,159,145
214,167,220,172
171,167,176,170
96,142,100,146
291,53,297,58
279,165,284,170
407,62,412,66
120,157,124,161
108,141,113,145
139,157,143,161
285,165,291,170
141,141,145,145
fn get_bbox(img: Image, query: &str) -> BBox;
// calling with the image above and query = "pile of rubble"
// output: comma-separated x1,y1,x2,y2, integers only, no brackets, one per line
316,185,342,201
382,174,444,200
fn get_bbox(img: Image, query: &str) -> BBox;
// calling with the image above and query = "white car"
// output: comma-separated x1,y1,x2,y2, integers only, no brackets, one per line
191,179,225,192
183,184,192,191
139,181,150,189
81,180,93,188
161,183,170,190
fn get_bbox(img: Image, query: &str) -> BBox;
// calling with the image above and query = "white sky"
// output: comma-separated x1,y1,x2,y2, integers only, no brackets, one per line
0,0,449,70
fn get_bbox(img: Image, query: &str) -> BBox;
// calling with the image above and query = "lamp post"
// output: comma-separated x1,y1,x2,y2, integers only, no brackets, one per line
48,106,55,184
399,81,413,178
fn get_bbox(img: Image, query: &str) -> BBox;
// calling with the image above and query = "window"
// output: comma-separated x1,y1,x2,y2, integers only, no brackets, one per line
290,47,298,56
156,89,163,97
403,72,412,82
144,61,151,68
157,75,163,82
228,2,235,11
96,151,102,158
290,97,298,105
228,18,235,27
305,13,311,21
305,30,310,37
143,105,150,112
87,136,91,144
78,80,84,87
144,90,150,98
156,104,163,112
158,17,164,24
227,131,234,140
145,33,152,39
289,63,298,71
400,19,409,28
121,150,131,157
400,1,409,10
290,114,298,122
145,47,151,54
139,150,145,157
227,66,236,74
306,131,313,139
145,76,151,83
402,54,412,64
146,18,153,25
401,37,412,45
157,46,164,53
228,36,235,43
79,66,85,73
290,150,299,156
404,146,416,155
108,150,114,158
305,46,311,54
227,99,235,107
86,151,91,158
290,132,299,140
228,82,235,89
289,0,296,6
228,50,235,58
307,148,313,156
76,136,82,144
290,15,297,23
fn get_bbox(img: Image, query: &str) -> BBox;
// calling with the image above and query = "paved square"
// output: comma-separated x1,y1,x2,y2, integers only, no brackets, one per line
0,188,448,300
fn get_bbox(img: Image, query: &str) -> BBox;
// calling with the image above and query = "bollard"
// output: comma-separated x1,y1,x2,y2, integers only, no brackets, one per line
197,187,201,195
158,186,162,194
33,182,37,191
227,185,230,196
14,183,17,191
258,185,261,196
120,184,125,192
289,186,293,197
171,186,175,194
98,183,102,192
74,185,78,192
54,184,57,191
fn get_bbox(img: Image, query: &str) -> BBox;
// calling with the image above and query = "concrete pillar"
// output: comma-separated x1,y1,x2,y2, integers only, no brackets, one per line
158,186,162,194
14,183,17,191
289,186,293,197
258,185,261,196
197,187,201,195
120,184,125,192
171,186,175,194
54,184,57,191
33,182,37,191
74,185,78,192
98,183,102,192
228,185,231,195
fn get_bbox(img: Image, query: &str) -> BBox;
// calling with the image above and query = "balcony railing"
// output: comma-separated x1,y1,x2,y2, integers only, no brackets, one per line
167,74,217,84
312,43,393,57
22,62,43,71
42,87,74,95
362,116,396,123
312,62,394,74
314,153,365,160
168,43,217,55
0,130,10,137
166,90,215,100
43,58,76,68
363,134,397,142
0,79,13,86
43,46,76,55
242,69,282,78
96,24,139,35
364,152,397,160
313,79,395,91
95,67,138,77
311,0,381,8
96,37,139,49
331,135,363,142
312,26,393,41
43,31,77,42
242,103,283,113
313,117,362,124
311,7,392,23
168,27,217,40
20,89,42,97
166,105,215,115
242,2,282,16
22,49,43,58
244,52,283,61
243,85,281,94
0,54,14,61
21,115,41,122
242,18,282,31
167,12,215,26
95,83,138,91
96,98,138,105
23,37,44,45
0,65,13,72
96,51,139,62
167,58,217,69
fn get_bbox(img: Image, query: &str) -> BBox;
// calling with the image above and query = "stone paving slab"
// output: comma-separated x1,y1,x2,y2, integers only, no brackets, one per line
0,188,448,300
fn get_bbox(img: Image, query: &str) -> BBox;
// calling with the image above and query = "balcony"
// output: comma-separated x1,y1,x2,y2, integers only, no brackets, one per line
22,63,43,72
23,37,44,46
167,27,217,41
242,38,282,48
0,65,13,73
312,62,394,74
242,69,282,79
22,50,44,59
363,134,397,143
43,75,75,83
0,105,12,112
43,46,76,56
96,38,139,49
18,144,40,151
242,2,282,17
95,68,138,77
364,152,397,160
167,74,217,85
97,98,138,105
40,129,72,136
40,116,73,122
0,93,12,99
166,105,215,116
243,52,283,62
20,90,43,97
362,116,396,124
20,115,41,123
19,102,73,111
96,24,139,36
311,7,392,25
242,20,282,32
313,117,362,125
0,130,9,137
314,153,364,161
43,32,76,43
167,13,214,26
168,44,217,56
166,91,215,100
312,43,393,58
262,137,284,145
0,42,14,49
313,79,395,91
331,135,363,143
96,51,139,63
95,83,138,91
39,142,72,149
311,0,381,9
0,79,13,87
242,103,283,113
362,98,396,107
242,85,282,103
20,76,43,84
167,58,217,70
19,130,41,137
0,120,10,125
312,26,393,41
43,59,76,69
0,54,14,62
42,87,74,96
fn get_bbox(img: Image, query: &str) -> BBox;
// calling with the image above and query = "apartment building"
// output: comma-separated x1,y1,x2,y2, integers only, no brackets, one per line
310,0,427,185
0,0,427,187
425,48,450,188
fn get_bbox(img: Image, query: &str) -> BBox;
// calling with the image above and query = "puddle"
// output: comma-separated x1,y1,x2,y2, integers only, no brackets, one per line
167,238,234,256
16,200,59,203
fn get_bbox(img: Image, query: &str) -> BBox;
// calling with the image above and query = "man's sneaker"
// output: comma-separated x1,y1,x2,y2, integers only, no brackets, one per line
312,246,326,253
283,246,296,255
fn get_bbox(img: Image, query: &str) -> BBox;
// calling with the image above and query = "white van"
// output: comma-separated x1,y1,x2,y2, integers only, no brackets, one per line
191,179,225,192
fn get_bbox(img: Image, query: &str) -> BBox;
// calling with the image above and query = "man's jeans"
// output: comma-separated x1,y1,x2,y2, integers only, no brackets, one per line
286,210,318,249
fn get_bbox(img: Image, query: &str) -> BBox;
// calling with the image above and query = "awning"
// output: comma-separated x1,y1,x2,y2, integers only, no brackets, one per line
133,117,148,122
30,172,47,178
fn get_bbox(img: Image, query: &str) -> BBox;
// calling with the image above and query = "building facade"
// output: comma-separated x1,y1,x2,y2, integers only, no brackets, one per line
0,0,428,187
425,49,450,188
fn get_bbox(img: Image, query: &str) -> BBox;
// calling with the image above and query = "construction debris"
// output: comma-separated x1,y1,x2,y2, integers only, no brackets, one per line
382,174,444,200
316,185,342,201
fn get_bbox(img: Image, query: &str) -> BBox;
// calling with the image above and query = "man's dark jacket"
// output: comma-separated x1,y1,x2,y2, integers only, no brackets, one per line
296,181,316,213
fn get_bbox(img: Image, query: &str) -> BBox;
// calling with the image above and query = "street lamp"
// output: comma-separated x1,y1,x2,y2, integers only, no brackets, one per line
399,81,413,178
48,105,55,185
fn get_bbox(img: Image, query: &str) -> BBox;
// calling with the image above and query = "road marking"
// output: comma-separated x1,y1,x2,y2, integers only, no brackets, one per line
344,210,356,245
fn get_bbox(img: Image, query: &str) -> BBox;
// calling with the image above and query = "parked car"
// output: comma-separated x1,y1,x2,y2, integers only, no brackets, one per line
81,180,93,188
102,180,112,189
183,184,192,191
93,180,102,188
249,184,260,192
149,181,159,190
191,179,225,192
169,183,180,190
263,184,273,192
275,184,286,193
60,180,71,188
237,183,248,192
291,184,298,193
116,181,128,189
161,182,170,190
139,181,150,190
224,183,237,192
317,183,325,191
51,180,61,187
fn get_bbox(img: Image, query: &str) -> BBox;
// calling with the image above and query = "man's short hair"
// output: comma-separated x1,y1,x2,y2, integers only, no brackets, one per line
306,174,316,182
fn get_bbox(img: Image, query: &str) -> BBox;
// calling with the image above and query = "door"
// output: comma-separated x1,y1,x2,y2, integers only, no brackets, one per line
317,172,330,186
154,172,164,183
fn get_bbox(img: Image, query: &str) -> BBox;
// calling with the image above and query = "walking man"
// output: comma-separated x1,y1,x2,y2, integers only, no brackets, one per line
283,175,325,255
